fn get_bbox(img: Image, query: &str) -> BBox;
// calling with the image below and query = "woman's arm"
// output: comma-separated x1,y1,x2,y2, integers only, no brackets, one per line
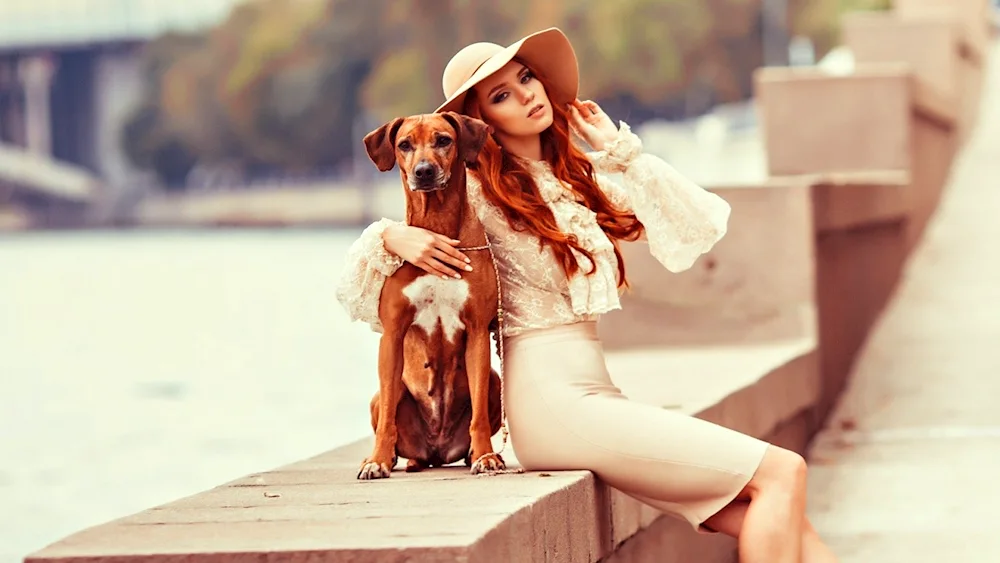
335,218,474,333
569,99,729,273
588,122,731,274
334,218,406,333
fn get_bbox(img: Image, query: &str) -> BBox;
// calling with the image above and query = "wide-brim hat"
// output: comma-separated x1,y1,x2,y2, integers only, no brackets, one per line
435,27,579,114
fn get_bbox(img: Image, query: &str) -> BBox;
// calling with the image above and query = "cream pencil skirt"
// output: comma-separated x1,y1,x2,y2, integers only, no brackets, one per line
502,321,770,533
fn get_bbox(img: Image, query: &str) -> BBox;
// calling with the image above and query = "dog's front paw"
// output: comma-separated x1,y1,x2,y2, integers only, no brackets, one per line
470,452,506,475
357,457,394,480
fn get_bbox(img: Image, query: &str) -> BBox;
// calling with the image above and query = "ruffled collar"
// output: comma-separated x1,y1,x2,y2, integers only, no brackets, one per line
518,159,569,203
513,156,623,316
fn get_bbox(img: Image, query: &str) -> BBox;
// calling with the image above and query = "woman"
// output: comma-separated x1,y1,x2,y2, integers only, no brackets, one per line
336,28,837,563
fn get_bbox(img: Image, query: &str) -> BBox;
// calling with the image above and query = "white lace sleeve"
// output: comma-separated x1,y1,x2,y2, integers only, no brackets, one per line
334,217,405,333
589,121,732,273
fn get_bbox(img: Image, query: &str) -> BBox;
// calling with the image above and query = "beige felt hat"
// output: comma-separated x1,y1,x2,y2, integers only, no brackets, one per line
435,27,579,114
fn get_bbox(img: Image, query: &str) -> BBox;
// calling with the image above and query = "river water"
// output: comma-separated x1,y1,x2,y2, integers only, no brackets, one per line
0,229,382,562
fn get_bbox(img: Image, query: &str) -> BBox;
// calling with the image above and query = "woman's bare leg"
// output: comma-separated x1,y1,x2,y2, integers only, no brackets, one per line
705,502,838,562
801,519,840,563
704,446,804,562
702,447,838,563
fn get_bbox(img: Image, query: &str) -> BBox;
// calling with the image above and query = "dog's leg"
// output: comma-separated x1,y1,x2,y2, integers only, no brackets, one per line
367,391,399,470
359,326,407,480
394,388,433,472
465,328,506,474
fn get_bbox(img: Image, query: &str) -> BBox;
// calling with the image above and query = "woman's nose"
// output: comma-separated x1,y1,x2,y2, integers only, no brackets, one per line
518,87,535,104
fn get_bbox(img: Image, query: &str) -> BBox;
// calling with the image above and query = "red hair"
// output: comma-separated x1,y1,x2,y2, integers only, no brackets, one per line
463,65,645,287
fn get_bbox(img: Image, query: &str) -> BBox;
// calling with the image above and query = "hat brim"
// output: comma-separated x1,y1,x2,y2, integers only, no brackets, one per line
435,27,580,114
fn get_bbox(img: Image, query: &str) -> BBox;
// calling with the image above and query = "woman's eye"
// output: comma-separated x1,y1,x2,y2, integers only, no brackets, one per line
520,72,533,83
492,92,508,104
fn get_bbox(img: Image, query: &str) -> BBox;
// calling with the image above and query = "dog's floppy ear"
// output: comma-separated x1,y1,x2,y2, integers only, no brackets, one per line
362,117,405,172
441,112,493,165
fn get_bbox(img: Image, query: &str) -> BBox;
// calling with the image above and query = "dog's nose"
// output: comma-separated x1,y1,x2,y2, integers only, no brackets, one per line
413,161,436,181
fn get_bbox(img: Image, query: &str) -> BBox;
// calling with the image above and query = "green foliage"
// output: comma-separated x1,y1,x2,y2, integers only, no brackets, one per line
123,0,384,185
122,0,872,186
120,31,206,187
841,0,893,11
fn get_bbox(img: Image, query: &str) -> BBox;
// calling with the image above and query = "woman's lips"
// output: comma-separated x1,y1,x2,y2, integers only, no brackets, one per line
528,104,545,118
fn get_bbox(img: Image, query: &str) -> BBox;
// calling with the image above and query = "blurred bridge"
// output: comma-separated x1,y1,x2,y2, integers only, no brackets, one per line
0,1,243,229
0,143,101,229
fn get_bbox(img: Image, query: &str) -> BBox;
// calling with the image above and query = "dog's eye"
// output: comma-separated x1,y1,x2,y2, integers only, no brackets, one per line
398,140,412,151
435,136,453,148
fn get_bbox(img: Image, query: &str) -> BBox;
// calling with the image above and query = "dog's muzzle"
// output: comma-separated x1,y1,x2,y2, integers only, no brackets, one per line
409,161,447,192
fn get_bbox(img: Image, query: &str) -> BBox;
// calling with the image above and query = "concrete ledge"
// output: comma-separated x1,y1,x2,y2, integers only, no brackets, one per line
907,78,959,249
755,64,915,176
893,0,992,64
911,73,960,129
807,172,912,426
892,0,993,139
600,180,817,349
755,63,957,172
843,11,964,102
754,63,958,249
25,339,818,563
843,10,982,143
807,170,910,232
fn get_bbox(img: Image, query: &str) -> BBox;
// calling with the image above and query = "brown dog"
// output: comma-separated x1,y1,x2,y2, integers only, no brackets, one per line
357,112,505,479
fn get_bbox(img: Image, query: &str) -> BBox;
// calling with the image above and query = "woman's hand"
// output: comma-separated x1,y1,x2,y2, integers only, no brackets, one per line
568,99,619,151
382,224,473,279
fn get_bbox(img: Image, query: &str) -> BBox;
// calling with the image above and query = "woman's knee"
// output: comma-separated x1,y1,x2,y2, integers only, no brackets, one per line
747,445,808,498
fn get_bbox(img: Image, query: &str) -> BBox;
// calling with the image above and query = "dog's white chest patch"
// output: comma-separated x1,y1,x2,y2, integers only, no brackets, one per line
402,276,470,342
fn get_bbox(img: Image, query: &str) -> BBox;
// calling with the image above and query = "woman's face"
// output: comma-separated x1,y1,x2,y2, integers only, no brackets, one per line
472,61,553,139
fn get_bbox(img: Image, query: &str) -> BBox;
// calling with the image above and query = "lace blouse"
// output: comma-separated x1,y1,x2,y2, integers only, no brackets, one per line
334,122,732,337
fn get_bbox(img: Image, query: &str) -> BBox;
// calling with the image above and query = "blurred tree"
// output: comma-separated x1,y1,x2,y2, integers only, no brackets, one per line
572,0,762,119
840,0,892,12
360,0,526,121
120,31,207,188
120,103,198,189
213,0,382,170
122,0,385,184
